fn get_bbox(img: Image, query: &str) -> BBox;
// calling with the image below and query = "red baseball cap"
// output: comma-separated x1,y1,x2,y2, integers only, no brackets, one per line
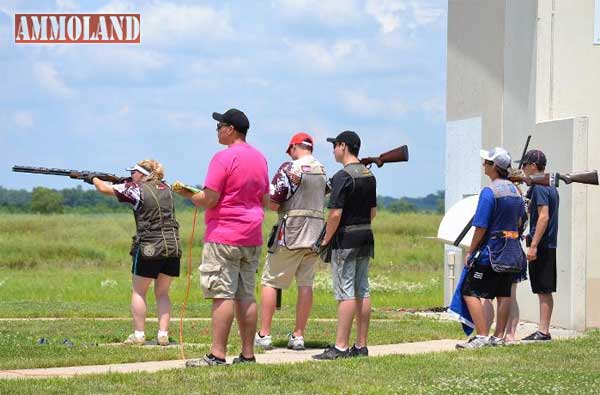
286,132,314,154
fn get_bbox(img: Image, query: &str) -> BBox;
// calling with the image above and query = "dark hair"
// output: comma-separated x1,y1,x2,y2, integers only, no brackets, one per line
496,165,509,179
535,164,546,172
346,144,359,157
297,143,313,152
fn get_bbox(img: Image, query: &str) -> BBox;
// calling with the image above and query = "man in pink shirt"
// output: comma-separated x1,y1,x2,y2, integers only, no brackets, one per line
175,108,269,366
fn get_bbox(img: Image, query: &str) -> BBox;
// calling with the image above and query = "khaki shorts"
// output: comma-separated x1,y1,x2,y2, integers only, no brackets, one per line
199,242,261,300
261,248,317,289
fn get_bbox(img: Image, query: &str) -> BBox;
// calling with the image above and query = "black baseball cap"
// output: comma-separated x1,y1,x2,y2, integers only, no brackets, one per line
212,108,250,133
521,149,547,167
326,131,361,151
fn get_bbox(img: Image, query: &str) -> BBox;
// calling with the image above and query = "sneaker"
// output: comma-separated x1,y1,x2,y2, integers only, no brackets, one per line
456,336,490,349
232,353,256,364
521,331,552,342
349,344,369,357
185,354,227,367
312,345,350,360
123,333,145,345
157,334,170,346
254,332,273,350
287,334,305,351
488,336,505,347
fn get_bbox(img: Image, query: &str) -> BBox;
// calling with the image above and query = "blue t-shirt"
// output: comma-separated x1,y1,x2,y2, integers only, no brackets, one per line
527,185,559,248
472,184,526,264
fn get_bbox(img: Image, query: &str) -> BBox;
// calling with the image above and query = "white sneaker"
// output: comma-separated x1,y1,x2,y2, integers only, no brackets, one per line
287,334,305,350
123,333,145,345
456,335,490,349
254,332,273,349
157,334,170,346
488,336,505,347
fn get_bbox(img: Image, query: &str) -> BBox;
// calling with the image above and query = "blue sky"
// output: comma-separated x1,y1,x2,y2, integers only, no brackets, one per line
0,0,446,198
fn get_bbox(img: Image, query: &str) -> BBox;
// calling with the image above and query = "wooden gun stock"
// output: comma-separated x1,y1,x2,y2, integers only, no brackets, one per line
360,145,409,168
556,170,598,186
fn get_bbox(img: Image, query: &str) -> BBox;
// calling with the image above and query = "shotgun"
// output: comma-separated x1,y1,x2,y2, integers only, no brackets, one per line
12,165,127,184
360,145,409,168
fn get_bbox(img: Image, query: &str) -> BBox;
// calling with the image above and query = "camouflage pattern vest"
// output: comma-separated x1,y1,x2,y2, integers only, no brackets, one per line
132,181,181,260
277,159,327,249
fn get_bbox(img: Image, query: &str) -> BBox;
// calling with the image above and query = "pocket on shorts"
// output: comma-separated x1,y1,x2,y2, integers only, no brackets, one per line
199,261,225,293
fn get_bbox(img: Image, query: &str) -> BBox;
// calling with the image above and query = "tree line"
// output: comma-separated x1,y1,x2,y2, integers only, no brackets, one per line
0,186,444,214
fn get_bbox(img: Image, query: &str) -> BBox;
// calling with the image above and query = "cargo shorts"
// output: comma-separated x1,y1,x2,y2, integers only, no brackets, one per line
331,248,370,301
261,248,317,289
199,242,261,300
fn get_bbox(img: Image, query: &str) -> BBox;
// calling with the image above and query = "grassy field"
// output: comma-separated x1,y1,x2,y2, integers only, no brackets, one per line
0,210,444,318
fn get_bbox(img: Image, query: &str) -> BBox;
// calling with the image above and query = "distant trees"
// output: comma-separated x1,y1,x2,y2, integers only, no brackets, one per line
30,187,64,214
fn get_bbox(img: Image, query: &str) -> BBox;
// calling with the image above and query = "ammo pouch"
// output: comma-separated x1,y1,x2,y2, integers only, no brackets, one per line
267,218,284,254
487,231,526,273
319,244,332,263
130,233,182,260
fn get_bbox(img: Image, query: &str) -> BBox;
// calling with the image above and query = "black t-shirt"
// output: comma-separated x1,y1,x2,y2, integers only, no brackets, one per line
328,163,377,252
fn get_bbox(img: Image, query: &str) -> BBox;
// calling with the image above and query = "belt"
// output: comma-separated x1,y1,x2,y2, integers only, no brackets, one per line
338,224,371,232
490,230,519,239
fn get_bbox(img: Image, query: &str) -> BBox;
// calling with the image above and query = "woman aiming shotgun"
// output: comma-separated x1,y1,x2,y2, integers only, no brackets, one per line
87,159,182,346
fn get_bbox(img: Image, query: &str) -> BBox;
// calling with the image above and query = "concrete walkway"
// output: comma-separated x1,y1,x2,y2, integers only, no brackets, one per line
0,339,460,380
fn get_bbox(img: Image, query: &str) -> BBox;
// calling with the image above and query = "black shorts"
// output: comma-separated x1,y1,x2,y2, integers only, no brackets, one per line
528,247,556,294
132,256,180,279
461,264,512,299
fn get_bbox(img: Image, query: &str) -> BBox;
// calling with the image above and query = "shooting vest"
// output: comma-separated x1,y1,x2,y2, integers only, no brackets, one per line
131,181,182,260
277,158,327,249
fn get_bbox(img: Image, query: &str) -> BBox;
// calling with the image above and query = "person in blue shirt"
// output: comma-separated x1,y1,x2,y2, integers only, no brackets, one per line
457,147,527,349
521,149,559,342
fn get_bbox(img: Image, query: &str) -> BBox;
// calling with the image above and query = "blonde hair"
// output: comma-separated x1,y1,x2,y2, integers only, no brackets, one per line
137,159,164,181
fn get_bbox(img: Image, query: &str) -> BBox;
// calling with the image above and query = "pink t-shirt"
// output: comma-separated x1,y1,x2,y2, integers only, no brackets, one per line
204,142,269,246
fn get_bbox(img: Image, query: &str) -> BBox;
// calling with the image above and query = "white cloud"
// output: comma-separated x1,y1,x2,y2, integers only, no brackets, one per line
14,111,34,128
274,0,361,25
55,0,79,12
285,39,365,71
340,90,407,117
33,62,74,97
166,111,212,132
365,0,444,34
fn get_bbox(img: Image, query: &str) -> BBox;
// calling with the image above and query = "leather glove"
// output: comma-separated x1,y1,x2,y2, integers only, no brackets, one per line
83,173,99,185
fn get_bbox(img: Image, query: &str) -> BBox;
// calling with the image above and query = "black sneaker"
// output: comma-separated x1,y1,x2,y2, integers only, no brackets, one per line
185,354,227,367
312,345,350,360
232,354,256,364
521,331,552,342
349,344,369,357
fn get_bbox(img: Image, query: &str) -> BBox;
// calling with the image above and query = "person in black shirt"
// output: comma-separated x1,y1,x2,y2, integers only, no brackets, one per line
521,149,559,341
313,131,377,360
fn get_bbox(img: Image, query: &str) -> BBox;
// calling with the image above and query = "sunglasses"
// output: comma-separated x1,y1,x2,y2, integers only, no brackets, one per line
483,160,494,166
216,123,230,131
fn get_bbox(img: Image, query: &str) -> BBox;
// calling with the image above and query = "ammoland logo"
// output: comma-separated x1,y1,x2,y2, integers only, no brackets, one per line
15,14,140,43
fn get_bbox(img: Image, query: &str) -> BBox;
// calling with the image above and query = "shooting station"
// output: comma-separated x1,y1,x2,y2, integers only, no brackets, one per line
443,0,600,330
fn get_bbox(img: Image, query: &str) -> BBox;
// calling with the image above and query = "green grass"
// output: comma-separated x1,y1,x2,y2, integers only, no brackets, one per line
0,315,463,369
0,211,444,318
2,331,599,394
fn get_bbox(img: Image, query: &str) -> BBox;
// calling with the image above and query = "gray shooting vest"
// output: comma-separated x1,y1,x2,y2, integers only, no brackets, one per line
277,159,327,250
131,181,182,260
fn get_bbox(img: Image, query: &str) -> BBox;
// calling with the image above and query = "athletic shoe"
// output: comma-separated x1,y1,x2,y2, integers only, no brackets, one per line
456,336,490,349
349,344,369,357
521,331,552,342
287,334,305,350
488,336,505,347
123,333,145,345
312,345,350,360
157,334,170,346
254,332,273,350
185,354,227,367
232,354,256,364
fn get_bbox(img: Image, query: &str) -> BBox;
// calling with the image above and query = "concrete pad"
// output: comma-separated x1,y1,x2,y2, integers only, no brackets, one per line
0,339,461,380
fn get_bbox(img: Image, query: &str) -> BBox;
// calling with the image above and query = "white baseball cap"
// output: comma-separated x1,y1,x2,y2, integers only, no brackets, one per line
480,147,511,170
126,164,151,176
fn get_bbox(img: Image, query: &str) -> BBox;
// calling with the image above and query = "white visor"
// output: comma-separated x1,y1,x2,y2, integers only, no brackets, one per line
126,164,151,176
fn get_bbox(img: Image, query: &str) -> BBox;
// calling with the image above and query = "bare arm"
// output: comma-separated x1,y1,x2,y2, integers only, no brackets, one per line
370,207,377,220
92,178,115,196
268,200,280,211
322,208,342,245
464,227,487,267
175,187,220,209
527,205,549,261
